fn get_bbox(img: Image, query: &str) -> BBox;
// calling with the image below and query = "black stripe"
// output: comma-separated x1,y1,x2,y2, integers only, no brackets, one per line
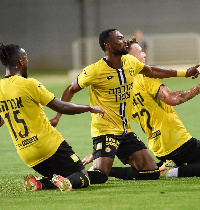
120,102,127,135
116,66,126,85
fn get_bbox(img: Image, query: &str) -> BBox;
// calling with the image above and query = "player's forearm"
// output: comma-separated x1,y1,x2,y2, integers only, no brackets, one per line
55,101,104,116
158,85,200,106
60,85,74,102
56,102,91,114
141,65,177,78
141,64,199,79
151,66,178,78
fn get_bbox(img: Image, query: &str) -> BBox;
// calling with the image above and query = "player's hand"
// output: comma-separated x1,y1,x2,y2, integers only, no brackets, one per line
82,154,93,166
90,106,105,117
186,64,200,79
50,113,62,127
50,116,59,127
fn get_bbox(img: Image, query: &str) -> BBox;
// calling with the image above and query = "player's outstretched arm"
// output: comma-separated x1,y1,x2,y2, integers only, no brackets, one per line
50,77,81,127
157,84,200,106
47,98,104,116
140,64,200,79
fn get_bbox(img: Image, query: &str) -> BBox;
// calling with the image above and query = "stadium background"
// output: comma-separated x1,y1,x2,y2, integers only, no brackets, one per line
0,0,200,74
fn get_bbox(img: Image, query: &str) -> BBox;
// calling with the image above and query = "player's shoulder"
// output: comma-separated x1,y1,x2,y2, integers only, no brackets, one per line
122,54,143,69
85,58,106,69
25,78,45,89
27,78,40,84
122,54,138,61
83,58,106,75
143,76,162,86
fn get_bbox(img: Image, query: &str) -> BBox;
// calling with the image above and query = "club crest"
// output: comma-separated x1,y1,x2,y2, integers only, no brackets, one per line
129,67,134,76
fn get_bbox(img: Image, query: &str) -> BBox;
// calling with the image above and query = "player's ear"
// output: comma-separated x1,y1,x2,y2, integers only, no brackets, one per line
18,57,24,66
18,58,23,66
104,42,110,49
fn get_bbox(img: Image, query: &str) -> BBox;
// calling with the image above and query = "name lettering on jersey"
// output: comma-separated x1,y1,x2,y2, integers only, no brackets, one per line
151,130,161,138
109,82,133,102
105,136,120,149
132,92,144,106
0,97,24,113
15,135,38,149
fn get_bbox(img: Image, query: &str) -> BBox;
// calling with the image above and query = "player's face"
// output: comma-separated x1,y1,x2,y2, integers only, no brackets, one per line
20,51,28,78
128,43,146,63
108,30,128,56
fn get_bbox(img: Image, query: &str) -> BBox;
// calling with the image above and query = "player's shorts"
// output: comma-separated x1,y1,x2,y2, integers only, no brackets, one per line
33,140,84,179
92,132,147,165
157,137,200,166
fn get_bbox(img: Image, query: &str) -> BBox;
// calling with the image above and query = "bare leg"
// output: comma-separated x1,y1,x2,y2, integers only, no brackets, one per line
110,149,159,180
127,149,157,170
93,157,114,176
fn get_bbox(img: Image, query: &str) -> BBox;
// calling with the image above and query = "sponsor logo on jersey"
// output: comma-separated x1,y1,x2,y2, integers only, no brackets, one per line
83,70,87,74
108,82,133,102
151,130,161,138
38,84,42,87
16,135,38,149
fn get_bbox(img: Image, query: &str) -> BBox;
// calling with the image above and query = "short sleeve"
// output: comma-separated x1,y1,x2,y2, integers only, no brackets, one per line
25,78,55,106
143,77,163,97
122,54,144,76
78,62,100,89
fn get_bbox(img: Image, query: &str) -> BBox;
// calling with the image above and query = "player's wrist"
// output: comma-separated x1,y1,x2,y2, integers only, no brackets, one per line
177,70,186,77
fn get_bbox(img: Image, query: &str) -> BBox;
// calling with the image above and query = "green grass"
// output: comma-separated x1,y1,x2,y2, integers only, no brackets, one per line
1,75,200,210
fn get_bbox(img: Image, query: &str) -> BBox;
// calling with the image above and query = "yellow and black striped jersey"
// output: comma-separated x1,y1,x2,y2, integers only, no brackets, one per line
131,74,192,157
78,54,144,137
0,75,64,167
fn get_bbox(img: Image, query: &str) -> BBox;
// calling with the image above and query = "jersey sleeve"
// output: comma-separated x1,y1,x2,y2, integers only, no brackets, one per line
123,54,144,75
25,78,55,106
143,77,163,97
133,57,145,75
78,62,100,89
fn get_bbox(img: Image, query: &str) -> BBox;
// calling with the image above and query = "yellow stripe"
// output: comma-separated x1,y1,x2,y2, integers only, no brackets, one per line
177,70,186,77
70,154,79,162
139,169,160,174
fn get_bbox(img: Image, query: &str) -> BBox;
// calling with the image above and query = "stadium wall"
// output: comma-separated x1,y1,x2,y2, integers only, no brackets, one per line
0,0,200,73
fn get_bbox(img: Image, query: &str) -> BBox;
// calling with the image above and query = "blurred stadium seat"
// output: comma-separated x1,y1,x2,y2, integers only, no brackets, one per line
72,33,200,69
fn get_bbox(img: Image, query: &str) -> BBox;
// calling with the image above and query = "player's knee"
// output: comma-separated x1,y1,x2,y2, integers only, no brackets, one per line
137,169,160,180
87,169,108,184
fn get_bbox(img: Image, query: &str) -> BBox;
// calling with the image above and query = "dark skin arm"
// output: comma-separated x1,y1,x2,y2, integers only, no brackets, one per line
157,84,200,106
50,64,200,127
0,116,4,127
47,97,104,117
50,78,81,127
140,64,200,79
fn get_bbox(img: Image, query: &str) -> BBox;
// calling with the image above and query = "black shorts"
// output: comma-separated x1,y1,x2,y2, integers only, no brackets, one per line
92,132,147,165
157,137,200,166
33,141,84,179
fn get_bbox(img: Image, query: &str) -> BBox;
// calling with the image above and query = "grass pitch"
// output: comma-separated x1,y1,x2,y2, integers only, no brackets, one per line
1,74,200,210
